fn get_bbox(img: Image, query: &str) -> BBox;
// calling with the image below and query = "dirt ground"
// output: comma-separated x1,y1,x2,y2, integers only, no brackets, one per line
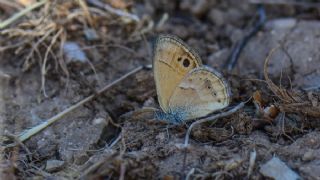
1,0,320,179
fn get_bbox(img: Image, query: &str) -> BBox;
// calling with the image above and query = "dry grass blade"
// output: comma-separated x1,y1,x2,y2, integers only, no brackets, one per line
249,0,320,7
87,0,139,22
78,0,94,26
16,66,144,143
41,28,63,97
0,0,47,29
22,27,56,71
247,149,256,178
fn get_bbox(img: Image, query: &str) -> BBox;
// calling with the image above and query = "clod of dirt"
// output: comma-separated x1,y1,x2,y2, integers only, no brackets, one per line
223,155,244,171
299,161,320,179
260,156,300,180
82,152,158,179
279,131,320,160
58,114,114,163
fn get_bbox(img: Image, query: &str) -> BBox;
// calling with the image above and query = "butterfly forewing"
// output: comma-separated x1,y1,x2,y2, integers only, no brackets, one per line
153,35,202,112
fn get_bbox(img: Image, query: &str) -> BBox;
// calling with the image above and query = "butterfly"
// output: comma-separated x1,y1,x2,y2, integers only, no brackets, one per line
152,35,231,124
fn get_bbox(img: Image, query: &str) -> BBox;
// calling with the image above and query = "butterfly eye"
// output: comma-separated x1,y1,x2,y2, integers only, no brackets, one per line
183,58,190,67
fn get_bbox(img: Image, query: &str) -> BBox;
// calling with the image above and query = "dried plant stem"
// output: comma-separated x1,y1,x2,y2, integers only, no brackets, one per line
247,149,257,178
185,168,195,180
78,0,94,26
18,66,144,142
184,102,245,147
87,0,139,22
249,0,320,7
119,163,126,180
41,28,63,97
0,0,48,29
108,133,122,149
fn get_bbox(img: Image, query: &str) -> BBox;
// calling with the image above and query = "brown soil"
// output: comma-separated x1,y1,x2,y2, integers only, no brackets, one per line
1,0,320,179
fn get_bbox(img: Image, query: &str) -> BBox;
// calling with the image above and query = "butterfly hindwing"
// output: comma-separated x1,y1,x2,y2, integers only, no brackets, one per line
168,66,231,120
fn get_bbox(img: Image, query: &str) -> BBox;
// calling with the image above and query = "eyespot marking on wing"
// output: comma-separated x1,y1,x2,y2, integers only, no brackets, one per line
183,58,190,67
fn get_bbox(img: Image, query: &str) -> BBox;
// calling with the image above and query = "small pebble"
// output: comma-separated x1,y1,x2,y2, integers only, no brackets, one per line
260,156,300,180
46,160,65,172
208,9,225,26
265,18,297,30
302,150,314,162
84,28,99,41
63,42,87,63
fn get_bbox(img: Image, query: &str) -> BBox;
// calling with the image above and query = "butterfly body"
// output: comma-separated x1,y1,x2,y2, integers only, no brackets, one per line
153,35,231,123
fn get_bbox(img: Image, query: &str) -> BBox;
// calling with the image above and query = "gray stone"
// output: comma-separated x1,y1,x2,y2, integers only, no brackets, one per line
63,42,87,63
237,20,320,89
265,18,297,30
208,9,225,26
58,114,111,163
260,156,300,180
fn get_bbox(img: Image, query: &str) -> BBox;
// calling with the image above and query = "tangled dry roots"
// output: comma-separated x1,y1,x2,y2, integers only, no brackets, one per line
264,47,320,118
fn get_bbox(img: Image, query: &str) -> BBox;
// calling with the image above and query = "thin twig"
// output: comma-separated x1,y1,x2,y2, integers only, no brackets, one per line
185,168,195,180
17,66,144,143
303,85,320,91
23,27,56,71
107,132,122,149
184,102,245,147
41,28,63,97
280,112,294,142
249,0,320,8
78,0,94,26
119,163,126,180
0,40,29,52
87,0,139,22
211,171,233,179
0,0,48,29
225,5,266,71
